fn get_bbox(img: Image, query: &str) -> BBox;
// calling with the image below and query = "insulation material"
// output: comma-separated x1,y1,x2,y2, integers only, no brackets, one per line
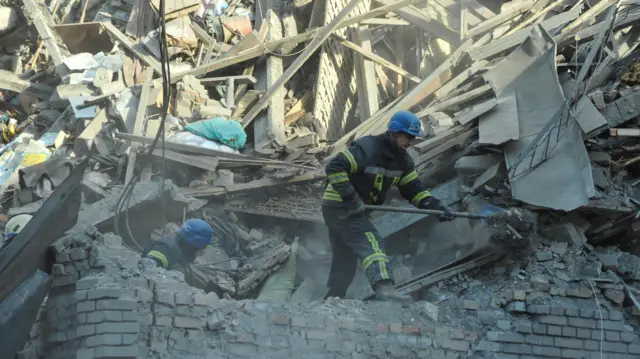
312,0,372,142
486,25,594,211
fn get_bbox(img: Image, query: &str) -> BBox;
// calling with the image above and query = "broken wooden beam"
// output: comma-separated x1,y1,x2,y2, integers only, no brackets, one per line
253,1,286,149
199,75,258,85
150,149,219,172
170,0,424,83
179,170,326,198
333,34,421,84
101,22,163,75
414,123,475,153
328,39,473,156
0,70,54,99
242,0,363,128
124,67,153,186
610,128,640,137
22,0,71,76
352,25,379,120
375,0,461,46
465,0,537,38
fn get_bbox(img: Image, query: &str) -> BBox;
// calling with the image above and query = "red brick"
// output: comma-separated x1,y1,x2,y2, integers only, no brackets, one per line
377,324,389,333
403,325,420,336
272,314,289,326
389,323,402,334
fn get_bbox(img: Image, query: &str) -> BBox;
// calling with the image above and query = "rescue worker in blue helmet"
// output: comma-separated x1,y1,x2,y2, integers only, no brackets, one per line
142,218,214,270
322,110,454,302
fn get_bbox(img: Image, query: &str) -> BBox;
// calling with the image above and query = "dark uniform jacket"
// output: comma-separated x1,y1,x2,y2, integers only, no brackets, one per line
142,236,189,270
323,132,438,209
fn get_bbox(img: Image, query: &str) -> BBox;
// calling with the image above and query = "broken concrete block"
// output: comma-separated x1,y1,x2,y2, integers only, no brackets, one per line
604,289,625,305
249,229,263,241
472,162,505,191
550,242,568,256
74,109,108,157
588,151,611,164
463,300,481,310
454,155,500,179
541,222,586,247
598,253,619,271
580,261,602,278
617,252,640,280
535,251,553,262
531,274,550,292
566,287,593,299
421,301,439,322
506,301,526,313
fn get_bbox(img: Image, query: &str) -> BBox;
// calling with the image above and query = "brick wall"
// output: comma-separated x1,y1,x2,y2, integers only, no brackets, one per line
17,232,640,359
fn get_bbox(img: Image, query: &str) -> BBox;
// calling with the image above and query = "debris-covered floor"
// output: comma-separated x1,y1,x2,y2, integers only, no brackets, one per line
2,0,640,358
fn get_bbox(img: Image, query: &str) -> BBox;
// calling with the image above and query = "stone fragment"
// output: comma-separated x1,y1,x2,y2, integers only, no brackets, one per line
580,261,602,277
422,301,439,322
536,251,553,262
550,241,568,255
530,274,550,292
463,300,481,310
598,253,619,271
249,229,264,241
604,289,625,305
566,287,593,299
506,301,526,313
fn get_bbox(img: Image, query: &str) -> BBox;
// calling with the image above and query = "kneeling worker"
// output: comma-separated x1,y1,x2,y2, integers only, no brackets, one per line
322,111,454,302
142,218,214,270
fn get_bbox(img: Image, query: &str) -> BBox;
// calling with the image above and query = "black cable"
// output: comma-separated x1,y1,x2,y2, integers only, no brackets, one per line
114,0,171,244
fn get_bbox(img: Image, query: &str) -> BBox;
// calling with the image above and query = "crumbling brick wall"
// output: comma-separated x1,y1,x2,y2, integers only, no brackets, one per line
18,232,640,359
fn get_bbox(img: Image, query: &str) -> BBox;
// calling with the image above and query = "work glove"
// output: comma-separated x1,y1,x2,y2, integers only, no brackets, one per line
437,203,455,222
342,197,366,219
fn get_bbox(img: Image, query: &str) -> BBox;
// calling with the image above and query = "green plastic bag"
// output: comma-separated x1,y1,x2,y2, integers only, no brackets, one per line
184,117,247,150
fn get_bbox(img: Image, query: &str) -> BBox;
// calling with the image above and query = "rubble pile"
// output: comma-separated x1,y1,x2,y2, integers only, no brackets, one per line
4,0,640,357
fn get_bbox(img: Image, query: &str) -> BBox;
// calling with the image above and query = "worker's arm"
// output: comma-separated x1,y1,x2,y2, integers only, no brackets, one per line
144,246,170,269
397,165,454,221
325,142,364,202
396,166,440,209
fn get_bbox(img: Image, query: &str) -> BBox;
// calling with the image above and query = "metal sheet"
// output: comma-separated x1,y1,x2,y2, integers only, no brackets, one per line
0,158,87,302
485,25,594,211
0,270,51,358
478,92,519,145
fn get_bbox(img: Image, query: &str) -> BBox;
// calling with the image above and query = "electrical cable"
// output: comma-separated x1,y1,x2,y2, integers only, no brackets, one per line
114,0,171,247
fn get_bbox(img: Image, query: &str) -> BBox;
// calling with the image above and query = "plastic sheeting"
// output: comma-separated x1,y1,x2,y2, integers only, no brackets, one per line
184,117,247,150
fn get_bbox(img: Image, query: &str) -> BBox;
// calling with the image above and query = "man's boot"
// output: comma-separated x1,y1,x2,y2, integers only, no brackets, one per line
374,280,413,303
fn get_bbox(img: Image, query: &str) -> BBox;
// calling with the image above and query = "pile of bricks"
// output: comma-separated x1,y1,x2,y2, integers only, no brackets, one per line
16,230,640,359
475,304,640,359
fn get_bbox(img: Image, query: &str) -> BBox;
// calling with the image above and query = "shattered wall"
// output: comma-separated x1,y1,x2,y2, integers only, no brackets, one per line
17,230,640,359
312,0,372,142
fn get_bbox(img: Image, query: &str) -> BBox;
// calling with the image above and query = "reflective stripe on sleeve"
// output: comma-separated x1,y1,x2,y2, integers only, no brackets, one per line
147,250,169,268
341,150,358,174
398,170,418,186
411,190,432,207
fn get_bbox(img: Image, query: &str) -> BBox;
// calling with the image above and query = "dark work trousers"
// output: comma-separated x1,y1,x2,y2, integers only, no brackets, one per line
322,205,394,298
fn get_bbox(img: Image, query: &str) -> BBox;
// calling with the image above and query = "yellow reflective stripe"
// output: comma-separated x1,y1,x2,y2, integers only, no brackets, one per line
364,232,389,280
341,150,358,174
147,251,169,268
399,170,418,186
373,174,383,192
328,171,349,185
323,185,343,202
411,190,432,207
392,177,400,186
323,193,343,201
362,253,389,270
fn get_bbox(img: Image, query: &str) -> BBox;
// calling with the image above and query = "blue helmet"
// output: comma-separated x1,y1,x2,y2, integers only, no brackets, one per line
178,219,214,249
387,110,421,137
